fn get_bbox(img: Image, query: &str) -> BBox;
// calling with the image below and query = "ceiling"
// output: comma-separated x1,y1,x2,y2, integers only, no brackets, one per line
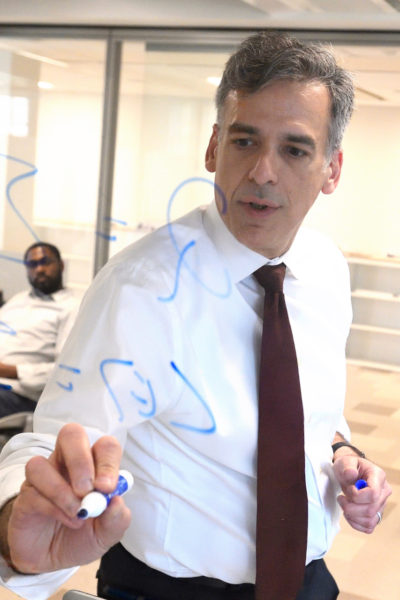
0,0,399,107
0,0,399,30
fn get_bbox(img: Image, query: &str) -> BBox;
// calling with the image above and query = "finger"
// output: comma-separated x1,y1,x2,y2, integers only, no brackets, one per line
49,423,95,496
92,435,123,493
343,506,383,534
25,455,82,521
15,478,83,529
338,494,383,530
344,513,377,534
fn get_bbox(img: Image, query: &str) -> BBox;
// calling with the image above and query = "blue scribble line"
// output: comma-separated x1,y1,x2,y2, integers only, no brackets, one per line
56,363,81,391
96,231,117,242
0,153,39,241
96,216,128,241
0,254,24,265
59,364,81,374
169,361,216,434
130,375,156,418
158,240,195,302
163,177,231,301
0,321,17,335
105,216,128,226
100,358,133,422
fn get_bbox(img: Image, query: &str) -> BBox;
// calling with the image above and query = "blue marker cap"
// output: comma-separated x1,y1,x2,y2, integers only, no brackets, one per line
355,479,368,490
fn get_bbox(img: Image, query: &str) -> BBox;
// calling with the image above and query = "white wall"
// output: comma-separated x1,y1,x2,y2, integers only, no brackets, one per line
304,104,400,258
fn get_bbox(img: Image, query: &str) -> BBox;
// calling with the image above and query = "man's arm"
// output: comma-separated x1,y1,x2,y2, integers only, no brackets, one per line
0,424,131,574
0,364,17,379
331,431,392,534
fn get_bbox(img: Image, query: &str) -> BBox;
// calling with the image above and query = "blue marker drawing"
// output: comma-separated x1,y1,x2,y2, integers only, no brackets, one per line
96,231,117,242
96,216,128,241
104,216,128,226
355,479,368,490
0,321,17,336
169,361,216,434
56,363,81,391
159,177,232,302
158,240,195,303
130,371,156,418
0,254,24,265
100,358,134,422
100,358,157,422
0,153,39,241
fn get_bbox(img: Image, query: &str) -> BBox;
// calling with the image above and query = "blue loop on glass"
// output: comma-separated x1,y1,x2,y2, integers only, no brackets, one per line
160,176,231,301
0,153,39,241
0,321,17,336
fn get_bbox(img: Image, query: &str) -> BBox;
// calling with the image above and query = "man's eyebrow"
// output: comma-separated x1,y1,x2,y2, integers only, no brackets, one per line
228,122,259,135
285,133,316,150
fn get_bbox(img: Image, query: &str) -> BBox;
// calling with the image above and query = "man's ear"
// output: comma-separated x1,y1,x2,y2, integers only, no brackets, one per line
205,124,219,173
321,149,343,195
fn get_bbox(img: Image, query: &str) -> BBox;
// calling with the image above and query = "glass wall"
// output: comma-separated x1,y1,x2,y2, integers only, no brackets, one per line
0,36,106,301
109,41,229,258
1,28,400,305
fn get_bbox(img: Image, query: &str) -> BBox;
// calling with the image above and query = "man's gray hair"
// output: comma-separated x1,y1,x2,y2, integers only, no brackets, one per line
216,31,354,157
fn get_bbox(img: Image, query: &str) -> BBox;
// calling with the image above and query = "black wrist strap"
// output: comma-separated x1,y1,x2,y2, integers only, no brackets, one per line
331,441,366,460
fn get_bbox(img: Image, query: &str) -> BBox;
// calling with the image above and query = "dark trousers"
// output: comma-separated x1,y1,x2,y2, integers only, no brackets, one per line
0,388,36,417
97,543,339,600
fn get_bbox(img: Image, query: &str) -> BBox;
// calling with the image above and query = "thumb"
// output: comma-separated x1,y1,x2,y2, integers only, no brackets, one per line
94,496,131,552
333,455,359,488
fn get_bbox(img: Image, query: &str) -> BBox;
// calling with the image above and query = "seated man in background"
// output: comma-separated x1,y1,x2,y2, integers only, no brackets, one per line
0,242,80,417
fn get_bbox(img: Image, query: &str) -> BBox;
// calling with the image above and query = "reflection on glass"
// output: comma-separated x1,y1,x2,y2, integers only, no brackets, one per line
110,43,229,258
0,38,106,301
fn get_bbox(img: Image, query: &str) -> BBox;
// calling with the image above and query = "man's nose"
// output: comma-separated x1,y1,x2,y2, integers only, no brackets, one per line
33,262,46,273
248,151,278,186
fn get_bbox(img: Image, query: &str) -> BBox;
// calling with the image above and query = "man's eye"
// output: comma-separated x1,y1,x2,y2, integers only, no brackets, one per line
233,138,253,148
287,146,306,157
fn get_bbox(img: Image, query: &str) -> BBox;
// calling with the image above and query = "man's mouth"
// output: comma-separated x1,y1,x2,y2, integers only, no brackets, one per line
249,202,268,211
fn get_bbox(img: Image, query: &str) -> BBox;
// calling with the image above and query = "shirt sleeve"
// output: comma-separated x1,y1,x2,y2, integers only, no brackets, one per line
15,296,80,398
16,362,56,396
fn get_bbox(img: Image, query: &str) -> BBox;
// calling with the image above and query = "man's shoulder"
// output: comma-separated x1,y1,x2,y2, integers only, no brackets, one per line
102,207,209,279
295,227,347,265
0,289,31,308
53,288,82,311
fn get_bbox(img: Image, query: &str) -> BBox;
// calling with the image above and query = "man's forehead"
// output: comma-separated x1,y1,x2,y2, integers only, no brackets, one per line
26,246,52,260
223,80,330,117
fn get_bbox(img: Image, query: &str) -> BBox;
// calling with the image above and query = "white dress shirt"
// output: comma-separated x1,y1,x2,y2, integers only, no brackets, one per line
0,201,352,599
0,288,80,400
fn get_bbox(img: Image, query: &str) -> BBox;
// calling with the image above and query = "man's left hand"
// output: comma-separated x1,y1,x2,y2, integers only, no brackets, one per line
333,455,392,533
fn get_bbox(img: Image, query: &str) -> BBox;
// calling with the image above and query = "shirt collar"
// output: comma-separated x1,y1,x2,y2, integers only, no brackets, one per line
203,201,296,283
29,287,66,302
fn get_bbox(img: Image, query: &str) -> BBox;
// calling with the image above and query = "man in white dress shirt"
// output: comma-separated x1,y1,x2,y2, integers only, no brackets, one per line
0,242,79,416
0,31,392,600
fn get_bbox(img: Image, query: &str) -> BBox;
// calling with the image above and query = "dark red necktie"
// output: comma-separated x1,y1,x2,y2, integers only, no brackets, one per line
254,263,308,600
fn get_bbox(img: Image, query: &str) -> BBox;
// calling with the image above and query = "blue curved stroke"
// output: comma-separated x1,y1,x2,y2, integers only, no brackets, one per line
169,361,216,434
0,153,39,241
164,177,231,300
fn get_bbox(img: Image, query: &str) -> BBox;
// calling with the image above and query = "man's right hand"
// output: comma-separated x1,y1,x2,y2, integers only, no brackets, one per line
2,423,131,574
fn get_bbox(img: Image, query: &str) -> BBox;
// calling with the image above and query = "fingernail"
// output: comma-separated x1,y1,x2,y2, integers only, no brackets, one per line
95,476,114,491
75,477,94,495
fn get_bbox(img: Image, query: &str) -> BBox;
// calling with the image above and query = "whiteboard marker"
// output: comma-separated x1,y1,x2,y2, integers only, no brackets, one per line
77,470,134,519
